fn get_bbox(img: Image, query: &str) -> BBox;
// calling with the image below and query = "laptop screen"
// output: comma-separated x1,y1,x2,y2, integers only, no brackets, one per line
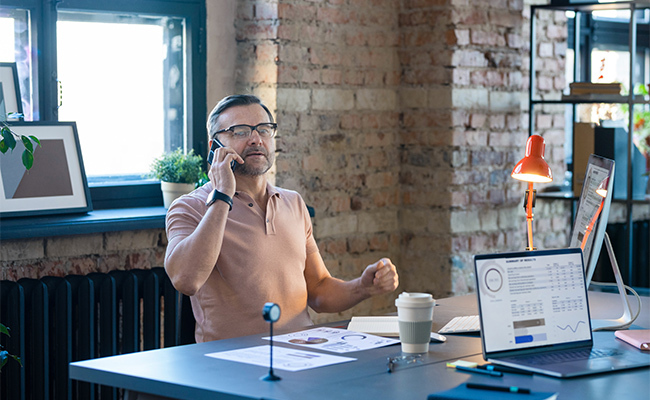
475,249,592,354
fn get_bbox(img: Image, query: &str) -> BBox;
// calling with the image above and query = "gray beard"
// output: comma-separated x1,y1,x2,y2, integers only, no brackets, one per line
234,153,274,176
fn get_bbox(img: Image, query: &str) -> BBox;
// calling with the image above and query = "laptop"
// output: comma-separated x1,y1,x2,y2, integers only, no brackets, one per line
474,248,650,378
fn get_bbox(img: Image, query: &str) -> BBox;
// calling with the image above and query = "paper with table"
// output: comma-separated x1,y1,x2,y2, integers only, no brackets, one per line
205,345,355,371
206,327,398,372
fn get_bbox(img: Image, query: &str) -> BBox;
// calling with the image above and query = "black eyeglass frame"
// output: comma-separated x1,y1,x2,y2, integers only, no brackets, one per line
213,122,278,139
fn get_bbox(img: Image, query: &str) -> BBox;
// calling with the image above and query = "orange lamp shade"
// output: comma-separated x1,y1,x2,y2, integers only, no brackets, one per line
511,135,553,183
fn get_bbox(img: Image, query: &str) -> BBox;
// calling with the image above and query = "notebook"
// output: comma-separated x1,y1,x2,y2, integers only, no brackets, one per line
474,248,650,378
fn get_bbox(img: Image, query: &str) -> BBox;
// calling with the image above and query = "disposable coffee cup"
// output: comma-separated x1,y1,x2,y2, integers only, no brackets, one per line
395,292,435,353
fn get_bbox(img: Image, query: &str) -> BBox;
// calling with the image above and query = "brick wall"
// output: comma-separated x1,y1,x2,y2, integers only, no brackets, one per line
0,230,166,280
1,0,573,323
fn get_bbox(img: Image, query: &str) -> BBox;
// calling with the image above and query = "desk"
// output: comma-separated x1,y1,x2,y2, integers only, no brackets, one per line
70,291,650,400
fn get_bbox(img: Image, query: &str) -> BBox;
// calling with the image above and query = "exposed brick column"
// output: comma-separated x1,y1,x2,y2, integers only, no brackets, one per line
399,0,533,296
524,1,572,249
398,1,455,296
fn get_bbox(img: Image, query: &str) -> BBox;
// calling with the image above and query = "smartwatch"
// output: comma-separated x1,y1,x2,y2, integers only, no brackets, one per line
205,189,233,210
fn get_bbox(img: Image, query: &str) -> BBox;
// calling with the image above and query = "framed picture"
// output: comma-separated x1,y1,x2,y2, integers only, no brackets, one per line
0,62,23,121
0,121,92,218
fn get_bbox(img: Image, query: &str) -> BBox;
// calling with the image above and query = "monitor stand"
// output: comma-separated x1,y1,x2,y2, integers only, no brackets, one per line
590,232,635,331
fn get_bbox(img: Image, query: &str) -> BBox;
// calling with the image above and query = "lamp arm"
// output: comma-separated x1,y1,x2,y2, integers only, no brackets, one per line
525,182,535,250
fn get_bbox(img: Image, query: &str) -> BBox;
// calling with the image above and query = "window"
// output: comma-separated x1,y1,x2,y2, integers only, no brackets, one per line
566,8,650,158
0,7,34,120
0,0,206,209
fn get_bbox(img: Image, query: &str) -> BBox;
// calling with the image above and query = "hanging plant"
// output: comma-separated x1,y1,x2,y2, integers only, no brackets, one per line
0,115,41,170
0,323,22,370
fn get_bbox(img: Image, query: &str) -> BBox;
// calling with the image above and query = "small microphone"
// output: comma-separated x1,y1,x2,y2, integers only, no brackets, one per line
260,302,281,381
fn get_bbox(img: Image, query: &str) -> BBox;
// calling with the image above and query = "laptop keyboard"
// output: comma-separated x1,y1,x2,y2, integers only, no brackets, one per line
514,348,622,365
438,315,480,333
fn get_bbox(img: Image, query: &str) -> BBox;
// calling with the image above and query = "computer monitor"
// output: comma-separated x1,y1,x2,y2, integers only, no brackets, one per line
568,154,615,287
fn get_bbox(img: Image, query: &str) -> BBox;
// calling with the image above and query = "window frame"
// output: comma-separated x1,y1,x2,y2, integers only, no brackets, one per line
567,11,649,84
1,0,207,210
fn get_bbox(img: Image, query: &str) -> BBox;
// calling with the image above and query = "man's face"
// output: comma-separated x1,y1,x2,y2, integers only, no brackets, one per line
214,104,275,176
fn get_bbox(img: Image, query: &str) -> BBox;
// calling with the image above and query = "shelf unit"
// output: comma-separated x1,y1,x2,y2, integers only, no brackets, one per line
529,1,650,287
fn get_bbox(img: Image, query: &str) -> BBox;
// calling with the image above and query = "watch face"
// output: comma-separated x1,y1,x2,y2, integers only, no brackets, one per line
263,303,281,322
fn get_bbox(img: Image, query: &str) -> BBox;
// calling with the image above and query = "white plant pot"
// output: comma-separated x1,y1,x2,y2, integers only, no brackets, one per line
161,181,195,208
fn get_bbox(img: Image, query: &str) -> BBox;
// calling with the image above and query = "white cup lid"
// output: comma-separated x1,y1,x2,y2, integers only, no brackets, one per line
395,292,435,307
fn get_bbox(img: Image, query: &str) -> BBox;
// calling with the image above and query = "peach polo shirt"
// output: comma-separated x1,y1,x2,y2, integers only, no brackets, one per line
165,182,319,342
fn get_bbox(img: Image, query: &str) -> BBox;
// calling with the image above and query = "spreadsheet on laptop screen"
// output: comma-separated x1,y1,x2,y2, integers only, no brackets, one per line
476,250,592,353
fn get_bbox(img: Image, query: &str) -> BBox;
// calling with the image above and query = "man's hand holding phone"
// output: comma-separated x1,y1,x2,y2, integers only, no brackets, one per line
207,138,243,197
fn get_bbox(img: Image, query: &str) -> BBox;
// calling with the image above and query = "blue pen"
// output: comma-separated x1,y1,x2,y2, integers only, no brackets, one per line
452,364,503,377
467,383,531,394
478,364,533,376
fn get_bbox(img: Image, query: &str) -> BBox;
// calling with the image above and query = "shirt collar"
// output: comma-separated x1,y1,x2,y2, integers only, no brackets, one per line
266,181,281,199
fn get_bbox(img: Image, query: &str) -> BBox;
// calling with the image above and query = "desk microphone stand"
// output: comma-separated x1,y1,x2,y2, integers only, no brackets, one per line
261,302,281,381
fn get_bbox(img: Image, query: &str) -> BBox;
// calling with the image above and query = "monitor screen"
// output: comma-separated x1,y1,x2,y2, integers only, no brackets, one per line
568,154,615,286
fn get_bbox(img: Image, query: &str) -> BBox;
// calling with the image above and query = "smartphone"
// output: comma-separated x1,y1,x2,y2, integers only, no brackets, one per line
208,137,237,171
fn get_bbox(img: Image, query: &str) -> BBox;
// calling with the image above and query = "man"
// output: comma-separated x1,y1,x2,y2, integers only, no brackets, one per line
165,94,399,342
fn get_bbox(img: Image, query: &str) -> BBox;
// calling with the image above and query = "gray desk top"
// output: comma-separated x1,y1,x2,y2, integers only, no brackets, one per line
69,292,650,400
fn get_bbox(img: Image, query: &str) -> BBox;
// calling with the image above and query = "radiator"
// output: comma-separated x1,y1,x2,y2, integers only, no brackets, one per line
0,267,195,400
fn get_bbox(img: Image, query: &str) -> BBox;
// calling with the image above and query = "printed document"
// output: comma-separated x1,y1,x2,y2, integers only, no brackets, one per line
263,327,399,353
206,345,355,371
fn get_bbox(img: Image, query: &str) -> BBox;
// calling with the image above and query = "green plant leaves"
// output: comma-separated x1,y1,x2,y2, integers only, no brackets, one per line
22,149,34,170
1,350,9,369
0,350,22,370
21,135,33,153
0,124,41,170
150,148,204,184
1,126,16,151
0,323,22,370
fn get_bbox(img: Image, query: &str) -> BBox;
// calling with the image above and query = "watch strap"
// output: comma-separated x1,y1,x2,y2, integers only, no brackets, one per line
206,189,233,210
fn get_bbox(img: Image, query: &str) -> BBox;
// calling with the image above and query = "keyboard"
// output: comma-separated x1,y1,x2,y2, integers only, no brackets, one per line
438,315,481,334
514,348,622,365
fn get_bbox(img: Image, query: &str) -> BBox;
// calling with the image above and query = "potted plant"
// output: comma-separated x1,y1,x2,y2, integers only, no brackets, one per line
150,148,203,208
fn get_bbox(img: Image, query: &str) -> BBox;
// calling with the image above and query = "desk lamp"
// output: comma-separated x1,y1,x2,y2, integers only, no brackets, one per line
580,177,608,250
511,135,553,250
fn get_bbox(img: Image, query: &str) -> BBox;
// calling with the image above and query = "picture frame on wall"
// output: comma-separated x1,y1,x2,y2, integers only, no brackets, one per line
0,62,23,121
0,121,92,218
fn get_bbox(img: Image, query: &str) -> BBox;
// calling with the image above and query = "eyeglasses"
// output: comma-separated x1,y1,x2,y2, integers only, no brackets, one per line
214,123,277,139
386,354,422,373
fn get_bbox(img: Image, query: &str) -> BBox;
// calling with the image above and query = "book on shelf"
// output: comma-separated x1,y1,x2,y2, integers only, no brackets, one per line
569,82,622,95
561,93,628,102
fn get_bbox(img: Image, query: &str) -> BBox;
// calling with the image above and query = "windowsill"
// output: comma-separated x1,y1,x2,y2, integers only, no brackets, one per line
0,207,167,240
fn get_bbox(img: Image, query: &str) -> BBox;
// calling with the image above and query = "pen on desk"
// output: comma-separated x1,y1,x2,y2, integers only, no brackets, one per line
446,364,503,377
477,364,534,375
466,382,531,394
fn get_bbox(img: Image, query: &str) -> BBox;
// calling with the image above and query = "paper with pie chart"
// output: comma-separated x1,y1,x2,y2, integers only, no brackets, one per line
263,327,399,353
